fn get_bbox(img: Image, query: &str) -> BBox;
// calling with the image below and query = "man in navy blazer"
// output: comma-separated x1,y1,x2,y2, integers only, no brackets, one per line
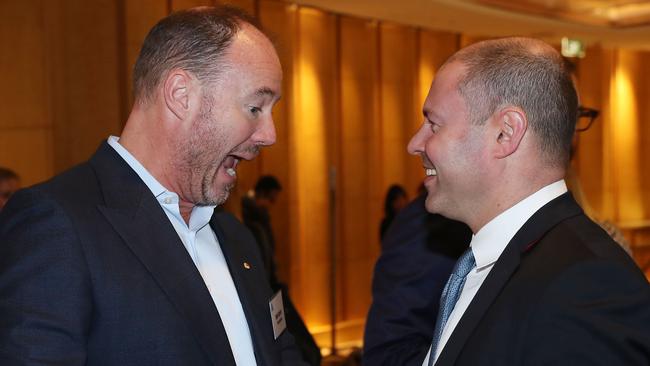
363,193,471,365
407,37,650,365
0,6,306,365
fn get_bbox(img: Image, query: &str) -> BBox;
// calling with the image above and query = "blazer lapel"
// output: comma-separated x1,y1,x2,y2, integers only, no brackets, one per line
210,212,279,366
90,143,236,366
435,193,583,366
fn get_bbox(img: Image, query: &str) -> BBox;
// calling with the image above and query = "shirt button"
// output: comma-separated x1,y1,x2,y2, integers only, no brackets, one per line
163,197,172,204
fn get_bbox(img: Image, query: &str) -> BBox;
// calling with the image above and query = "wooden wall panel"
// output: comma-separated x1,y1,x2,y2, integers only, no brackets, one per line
638,51,650,219
0,129,53,187
46,0,123,173
0,0,51,186
611,49,645,221
338,15,380,323
124,0,168,110
379,23,418,194
293,6,338,328
0,0,49,130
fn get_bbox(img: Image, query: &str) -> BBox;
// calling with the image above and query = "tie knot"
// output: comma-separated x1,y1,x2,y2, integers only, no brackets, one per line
454,248,475,279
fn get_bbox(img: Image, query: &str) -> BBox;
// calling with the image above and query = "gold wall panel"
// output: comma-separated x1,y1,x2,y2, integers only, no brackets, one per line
339,15,381,322
379,23,418,195
0,129,54,187
0,0,49,130
45,0,123,173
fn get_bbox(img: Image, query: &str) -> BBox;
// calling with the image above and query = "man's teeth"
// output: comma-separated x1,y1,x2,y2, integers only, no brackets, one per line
226,168,237,177
426,168,437,177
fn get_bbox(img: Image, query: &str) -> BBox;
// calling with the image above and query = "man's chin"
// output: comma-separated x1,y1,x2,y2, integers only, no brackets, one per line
424,194,438,214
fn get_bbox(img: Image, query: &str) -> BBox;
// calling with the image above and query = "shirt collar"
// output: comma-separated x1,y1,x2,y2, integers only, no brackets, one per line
470,180,567,270
107,136,215,231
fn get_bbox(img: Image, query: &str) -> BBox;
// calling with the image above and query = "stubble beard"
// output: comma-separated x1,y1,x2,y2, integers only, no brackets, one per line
181,97,231,207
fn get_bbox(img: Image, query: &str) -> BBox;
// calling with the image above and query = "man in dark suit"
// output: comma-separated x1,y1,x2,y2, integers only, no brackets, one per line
0,6,306,365
407,37,650,365
363,193,471,365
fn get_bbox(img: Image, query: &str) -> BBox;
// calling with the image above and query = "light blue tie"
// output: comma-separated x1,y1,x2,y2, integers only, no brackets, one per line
427,248,476,366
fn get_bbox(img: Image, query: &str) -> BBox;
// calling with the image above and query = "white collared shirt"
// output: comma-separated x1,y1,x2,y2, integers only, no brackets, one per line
107,136,257,365
423,180,567,366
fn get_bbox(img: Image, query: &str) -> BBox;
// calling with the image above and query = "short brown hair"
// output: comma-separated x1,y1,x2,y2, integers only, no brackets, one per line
448,37,578,167
133,6,264,103
0,167,18,182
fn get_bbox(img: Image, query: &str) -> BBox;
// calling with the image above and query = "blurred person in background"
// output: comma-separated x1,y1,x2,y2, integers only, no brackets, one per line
380,184,409,241
0,167,19,211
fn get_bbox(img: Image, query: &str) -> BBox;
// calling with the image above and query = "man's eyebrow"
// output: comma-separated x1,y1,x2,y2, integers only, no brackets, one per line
255,87,277,97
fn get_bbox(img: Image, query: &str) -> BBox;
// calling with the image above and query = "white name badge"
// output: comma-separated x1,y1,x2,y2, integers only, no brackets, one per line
269,290,286,339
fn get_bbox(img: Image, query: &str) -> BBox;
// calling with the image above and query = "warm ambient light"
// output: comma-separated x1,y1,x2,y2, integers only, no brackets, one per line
611,51,644,221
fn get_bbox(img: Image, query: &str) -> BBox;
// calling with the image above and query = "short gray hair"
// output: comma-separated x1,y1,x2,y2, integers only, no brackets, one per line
447,37,578,167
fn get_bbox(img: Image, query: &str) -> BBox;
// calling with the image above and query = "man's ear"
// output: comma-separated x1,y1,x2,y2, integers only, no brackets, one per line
163,69,193,121
493,107,527,158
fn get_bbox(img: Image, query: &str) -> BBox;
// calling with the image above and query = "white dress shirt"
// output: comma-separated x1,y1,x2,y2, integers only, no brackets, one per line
423,180,568,366
108,136,257,365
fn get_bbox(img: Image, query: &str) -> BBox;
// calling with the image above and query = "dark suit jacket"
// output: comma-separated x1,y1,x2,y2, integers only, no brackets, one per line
0,142,307,366
364,194,472,365
435,193,650,366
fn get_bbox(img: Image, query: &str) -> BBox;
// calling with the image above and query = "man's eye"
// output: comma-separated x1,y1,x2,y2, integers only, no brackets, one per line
249,106,262,115
430,122,440,133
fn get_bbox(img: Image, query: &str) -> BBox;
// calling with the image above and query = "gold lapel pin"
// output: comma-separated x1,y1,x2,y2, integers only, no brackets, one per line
243,262,251,270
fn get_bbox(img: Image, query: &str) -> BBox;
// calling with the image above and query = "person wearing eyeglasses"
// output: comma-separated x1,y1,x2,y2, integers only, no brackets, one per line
567,104,632,254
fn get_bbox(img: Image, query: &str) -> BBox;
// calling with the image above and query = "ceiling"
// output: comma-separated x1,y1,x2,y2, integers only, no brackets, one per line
472,0,650,27
288,0,650,50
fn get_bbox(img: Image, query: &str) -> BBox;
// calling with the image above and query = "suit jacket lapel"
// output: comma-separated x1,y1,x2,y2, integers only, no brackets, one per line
90,143,235,366
211,212,279,366
435,193,583,366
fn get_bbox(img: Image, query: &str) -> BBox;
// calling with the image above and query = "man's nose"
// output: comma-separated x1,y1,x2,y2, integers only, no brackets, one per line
255,115,277,147
407,123,428,155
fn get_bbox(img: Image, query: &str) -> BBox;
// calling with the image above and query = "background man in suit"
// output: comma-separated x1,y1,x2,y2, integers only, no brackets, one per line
363,192,471,365
0,6,306,365
407,37,650,365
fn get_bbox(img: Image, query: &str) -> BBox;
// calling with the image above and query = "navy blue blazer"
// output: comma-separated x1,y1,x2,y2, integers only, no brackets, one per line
436,193,650,366
364,194,472,365
0,142,307,366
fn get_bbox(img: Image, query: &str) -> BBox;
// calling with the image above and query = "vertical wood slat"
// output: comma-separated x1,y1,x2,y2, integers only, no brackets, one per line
379,22,418,194
292,5,338,328
0,0,53,185
337,15,380,322
47,0,123,173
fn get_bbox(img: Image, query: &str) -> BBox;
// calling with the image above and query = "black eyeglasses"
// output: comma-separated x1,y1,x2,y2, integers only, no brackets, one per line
576,106,599,132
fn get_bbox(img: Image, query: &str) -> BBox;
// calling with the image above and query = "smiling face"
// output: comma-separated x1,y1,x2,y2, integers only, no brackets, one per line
175,24,282,207
407,61,490,224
